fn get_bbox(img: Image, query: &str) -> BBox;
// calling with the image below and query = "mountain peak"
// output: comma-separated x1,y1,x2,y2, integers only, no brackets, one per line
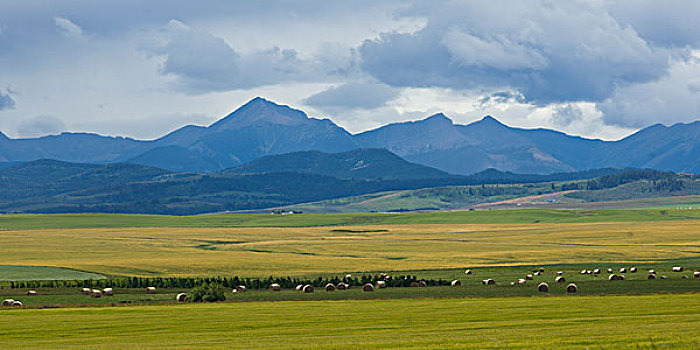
0,131,7,140
475,115,506,126
209,97,309,130
424,113,453,124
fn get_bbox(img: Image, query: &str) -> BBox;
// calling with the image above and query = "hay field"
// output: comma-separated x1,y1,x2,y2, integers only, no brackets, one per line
1,220,698,277
1,294,698,349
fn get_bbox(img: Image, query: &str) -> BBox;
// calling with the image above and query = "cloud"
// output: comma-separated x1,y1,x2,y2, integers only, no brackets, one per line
360,1,669,104
0,90,15,110
551,104,584,127
54,16,83,38
17,115,66,137
303,82,398,110
599,55,700,128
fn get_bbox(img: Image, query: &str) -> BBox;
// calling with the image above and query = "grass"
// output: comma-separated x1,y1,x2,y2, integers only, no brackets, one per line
1,208,700,230
0,294,698,349
0,266,105,281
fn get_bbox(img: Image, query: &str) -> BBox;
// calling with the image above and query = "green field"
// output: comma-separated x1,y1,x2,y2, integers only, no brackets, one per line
1,294,698,349
0,266,106,281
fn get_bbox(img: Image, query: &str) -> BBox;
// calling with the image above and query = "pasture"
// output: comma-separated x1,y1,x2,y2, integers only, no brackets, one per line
1,294,699,349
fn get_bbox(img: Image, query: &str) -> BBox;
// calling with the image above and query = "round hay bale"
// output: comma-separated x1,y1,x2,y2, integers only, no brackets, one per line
26,290,37,296
90,289,102,298
607,268,613,273
450,280,461,287
630,267,637,273
593,269,601,274
538,267,545,273
619,268,627,273
608,274,619,281
270,283,281,292
146,287,156,294
410,282,419,288
176,293,188,302
533,272,541,276
510,281,516,286
537,282,549,292
2,299,15,307
376,281,387,289
648,269,655,274
81,288,91,295
12,301,22,307
566,283,578,293
324,283,336,292
336,282,348,290
517,278,526,285
694,271,699,278
482,279,495,285
362,283,374,292
647,273,657,280
303,284,314,293
555,276,566,283
525,274,533,280
580,269,587,274
418,281,427,287
618,275,626,280
345,274,352,280
556,271,564,276
660,275,668,280
295,284,303,291
102,288,113,296
464,269,472,275
236,286,247,293
672,266,683,272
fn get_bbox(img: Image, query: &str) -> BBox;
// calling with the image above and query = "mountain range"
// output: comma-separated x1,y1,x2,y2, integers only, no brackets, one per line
0,97,698,174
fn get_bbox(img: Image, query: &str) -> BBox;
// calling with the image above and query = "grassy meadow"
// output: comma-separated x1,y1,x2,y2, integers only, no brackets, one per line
1,294,699,349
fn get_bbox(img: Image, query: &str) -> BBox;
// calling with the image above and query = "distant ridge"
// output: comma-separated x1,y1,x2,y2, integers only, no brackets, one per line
0,97,698,174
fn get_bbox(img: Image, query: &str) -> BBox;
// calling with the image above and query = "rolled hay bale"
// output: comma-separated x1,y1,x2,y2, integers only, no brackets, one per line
660,275,668,280
418,281,427,287
525,274,533,280
557,271,564,276
410,282,419,288
566,283,578,293
537,282,549,292
647,273,657,279
270,283,281,292
464,269,472,275
619,268,627,273
235,286,247,293
533,272,541,276
450,280,461,287
102,288,113,296
26,290,37,296
608,274,619,281
648,269,656,274
376,281,387,289
586,270,592,274
146,287,156,294
694,271,700,278
607,268,613,273
593,269,601,275
176,293,188,302
81,287,91,295
336,282,348,290
538,267,545,273
630,267,638,273
517,278,526,285
324,283,336,292
295,284,303,291
12,301,22,307
345,274,352,280
580,269,587,274
672,266,683,272
618,275,626,280
90,289,102,298
2,299,15,307
482,279,495,285
303,284,314,293
510,281,516,286
362,283,375,292
555,276,566,283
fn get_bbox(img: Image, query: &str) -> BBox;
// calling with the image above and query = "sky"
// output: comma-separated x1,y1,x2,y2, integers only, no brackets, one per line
1,1,700,140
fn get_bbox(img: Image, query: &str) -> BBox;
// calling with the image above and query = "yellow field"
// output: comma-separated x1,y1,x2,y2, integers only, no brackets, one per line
1,220,698,277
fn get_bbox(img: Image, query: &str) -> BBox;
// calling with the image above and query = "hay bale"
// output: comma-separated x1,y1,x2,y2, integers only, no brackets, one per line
418,281,427,287
538,267,545,273
555,276,566,283
482,279,495,285
607,268,613,273
176,293,188,302
660,275,668,279
410,282,419,287
270,283,281,292
630,267,637,273
376,281,387,289
647,273,657,279
510,282,516,286
295,284,304,291
694,271,700,278
102,288,113,296
580,269,587,274
2,299,15,307
618,275,626,280
465,269,472,275
345,274,352,280
26,290,37,296
517,278,526,285
557,271,564,276
525,274,533,280
450,280,461,287
648,269,655,274
362,283,374,292
534,272,541,276
566,283,578,293
608,274,619,281
11,301,22,307
81,287,91,295
324,283,336,292
234,286,247,293
337,282,348,290
619,268,627,273
593,269,601,274
146,287,156,294
303,284,314,293
90,289,102,298
672,266,683,272
537,282,549,292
